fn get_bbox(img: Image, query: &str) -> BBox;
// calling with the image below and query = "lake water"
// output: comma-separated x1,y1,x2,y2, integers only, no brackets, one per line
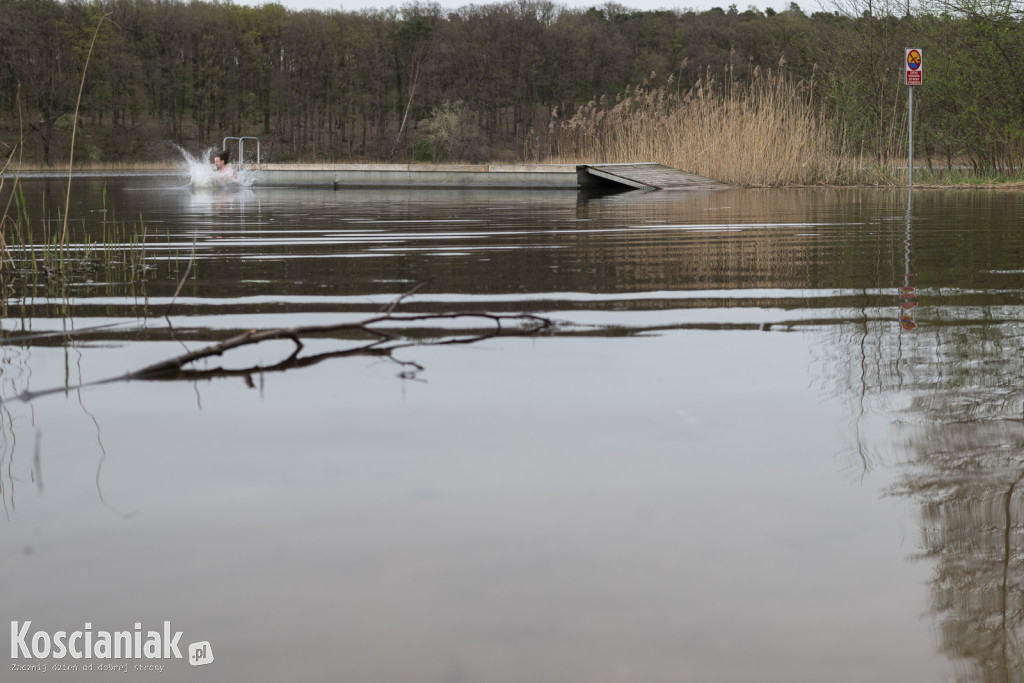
3,177,1023,681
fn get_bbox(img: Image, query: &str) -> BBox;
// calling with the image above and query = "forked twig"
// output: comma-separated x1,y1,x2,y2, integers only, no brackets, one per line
381,281,426,314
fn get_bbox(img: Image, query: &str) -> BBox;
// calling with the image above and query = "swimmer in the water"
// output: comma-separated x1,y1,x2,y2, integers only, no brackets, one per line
213,150,237,184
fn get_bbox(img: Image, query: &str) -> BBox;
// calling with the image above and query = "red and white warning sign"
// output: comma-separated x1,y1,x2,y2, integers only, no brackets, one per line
905,48,922,86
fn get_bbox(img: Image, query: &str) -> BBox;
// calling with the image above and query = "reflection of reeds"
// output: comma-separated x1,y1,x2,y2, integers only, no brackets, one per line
0,345,33,519
554,64,901,187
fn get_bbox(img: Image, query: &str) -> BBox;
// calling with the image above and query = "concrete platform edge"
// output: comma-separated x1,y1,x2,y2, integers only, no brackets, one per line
251,164,579,189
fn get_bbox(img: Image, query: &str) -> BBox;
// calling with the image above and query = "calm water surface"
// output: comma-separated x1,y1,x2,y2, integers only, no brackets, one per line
3,177,1024,681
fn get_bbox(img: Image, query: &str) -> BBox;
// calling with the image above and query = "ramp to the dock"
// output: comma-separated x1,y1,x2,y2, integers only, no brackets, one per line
578,163,722,190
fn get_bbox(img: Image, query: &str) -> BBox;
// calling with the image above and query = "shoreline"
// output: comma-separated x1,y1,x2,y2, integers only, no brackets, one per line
5,163,1023,190
5,163,724,192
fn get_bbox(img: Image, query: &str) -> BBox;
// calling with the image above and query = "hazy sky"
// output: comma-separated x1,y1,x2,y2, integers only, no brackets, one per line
258,0,830,16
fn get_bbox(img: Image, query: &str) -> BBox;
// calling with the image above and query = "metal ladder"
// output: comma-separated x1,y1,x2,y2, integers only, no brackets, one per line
222,136,261,168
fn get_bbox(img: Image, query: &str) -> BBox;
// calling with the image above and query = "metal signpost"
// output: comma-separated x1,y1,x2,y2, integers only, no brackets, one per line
905,48,922,186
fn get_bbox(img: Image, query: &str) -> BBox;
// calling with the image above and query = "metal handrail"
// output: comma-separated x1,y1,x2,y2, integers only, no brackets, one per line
222,136,261,168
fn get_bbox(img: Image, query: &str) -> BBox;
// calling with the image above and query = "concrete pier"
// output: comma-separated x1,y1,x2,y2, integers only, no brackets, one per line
248,162,724,191
251,163,579,189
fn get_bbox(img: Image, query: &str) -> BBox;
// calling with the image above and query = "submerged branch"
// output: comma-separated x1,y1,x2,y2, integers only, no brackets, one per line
2,287,555,402
128,310,553,380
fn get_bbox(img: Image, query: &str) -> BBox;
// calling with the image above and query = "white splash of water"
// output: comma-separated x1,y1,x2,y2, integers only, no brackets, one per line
171,144,256,188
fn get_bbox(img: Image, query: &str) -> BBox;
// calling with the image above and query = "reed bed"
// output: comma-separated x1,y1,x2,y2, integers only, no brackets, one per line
0,175,190,308
554,63,908,187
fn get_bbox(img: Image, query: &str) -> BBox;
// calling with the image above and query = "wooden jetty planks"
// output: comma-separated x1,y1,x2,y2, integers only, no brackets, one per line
579,163,723,190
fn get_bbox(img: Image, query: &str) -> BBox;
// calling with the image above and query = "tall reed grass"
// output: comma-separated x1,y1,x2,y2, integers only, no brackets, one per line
1,187,191,311
0,10,162,304
553,62,907,187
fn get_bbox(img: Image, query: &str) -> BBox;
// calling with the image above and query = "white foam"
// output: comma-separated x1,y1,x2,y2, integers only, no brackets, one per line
171,144,256,188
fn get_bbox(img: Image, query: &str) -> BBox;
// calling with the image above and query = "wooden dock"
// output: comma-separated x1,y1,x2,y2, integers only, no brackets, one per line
578,163,724,190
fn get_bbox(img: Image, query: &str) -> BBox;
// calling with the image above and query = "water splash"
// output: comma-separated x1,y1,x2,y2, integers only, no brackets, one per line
171,144,256,188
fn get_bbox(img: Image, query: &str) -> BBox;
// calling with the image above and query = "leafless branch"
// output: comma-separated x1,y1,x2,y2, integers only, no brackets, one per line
127,310,553,380
2,286,556,402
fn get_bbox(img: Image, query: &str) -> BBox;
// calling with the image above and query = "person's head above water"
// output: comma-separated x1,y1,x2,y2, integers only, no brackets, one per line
214,150,231,169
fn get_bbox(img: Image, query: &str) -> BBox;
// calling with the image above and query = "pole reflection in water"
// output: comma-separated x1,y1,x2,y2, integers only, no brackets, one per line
901,191,918,331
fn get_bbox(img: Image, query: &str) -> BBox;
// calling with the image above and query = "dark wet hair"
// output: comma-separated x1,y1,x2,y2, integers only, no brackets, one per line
216,149,231,164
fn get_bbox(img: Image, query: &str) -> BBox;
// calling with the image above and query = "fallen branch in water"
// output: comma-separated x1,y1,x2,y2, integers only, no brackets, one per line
128,309,554,380
4,286,555,402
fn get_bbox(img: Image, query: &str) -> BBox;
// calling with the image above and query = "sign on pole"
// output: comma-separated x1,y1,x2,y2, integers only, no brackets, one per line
905,48,922,186
905,48,922,86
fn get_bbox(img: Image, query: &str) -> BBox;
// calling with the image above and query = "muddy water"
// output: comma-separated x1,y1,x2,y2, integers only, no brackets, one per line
4,177,1024,681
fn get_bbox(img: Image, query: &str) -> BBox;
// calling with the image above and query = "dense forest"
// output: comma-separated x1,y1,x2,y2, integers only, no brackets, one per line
2,0,1024,171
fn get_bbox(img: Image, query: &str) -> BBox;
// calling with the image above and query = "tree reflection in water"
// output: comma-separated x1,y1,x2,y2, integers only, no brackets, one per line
897,419,1024,683
888,312,1024,682
827,313,1024,679
813,191,1024,681
831,286,1024,677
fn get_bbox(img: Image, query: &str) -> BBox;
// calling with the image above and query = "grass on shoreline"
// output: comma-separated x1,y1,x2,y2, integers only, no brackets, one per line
552,65,1024,188
554,66,847,186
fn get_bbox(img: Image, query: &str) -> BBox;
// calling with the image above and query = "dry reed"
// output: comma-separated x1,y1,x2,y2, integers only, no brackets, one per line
554,63,898,187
